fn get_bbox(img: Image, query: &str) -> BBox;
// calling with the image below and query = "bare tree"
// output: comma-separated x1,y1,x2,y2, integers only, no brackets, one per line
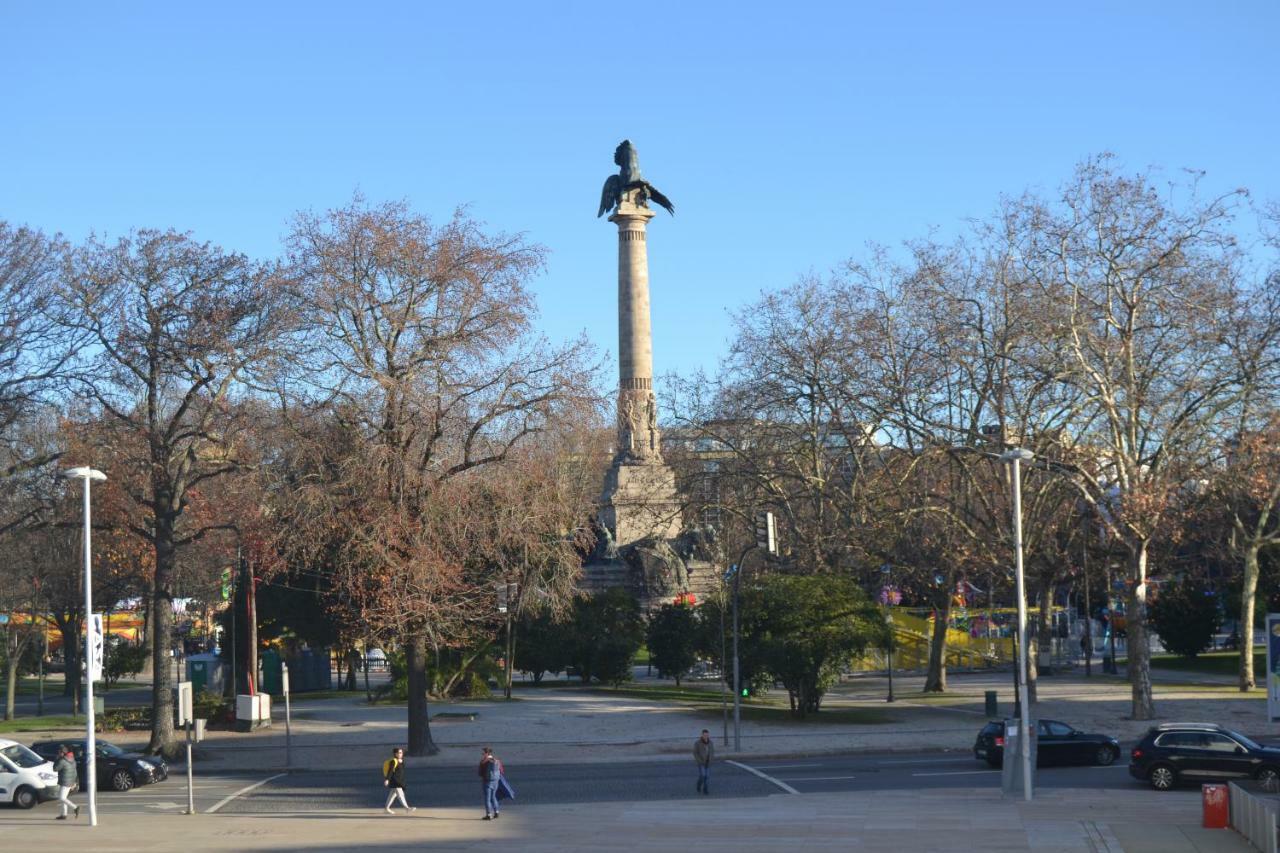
0,222,79,533
1020,158,1251,719
60,230,295,753
283,197,598,756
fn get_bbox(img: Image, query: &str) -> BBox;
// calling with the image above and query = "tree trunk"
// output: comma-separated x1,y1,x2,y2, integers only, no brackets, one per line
4,646,17,721
1240,543,1261,691
405,632,438,757
924,597,953,693
1027,579,1053,703
1127,544,1155,720
56,616,83,702
148,510,177,755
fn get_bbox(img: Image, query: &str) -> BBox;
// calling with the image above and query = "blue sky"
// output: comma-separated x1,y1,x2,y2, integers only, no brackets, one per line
4,2,1278,381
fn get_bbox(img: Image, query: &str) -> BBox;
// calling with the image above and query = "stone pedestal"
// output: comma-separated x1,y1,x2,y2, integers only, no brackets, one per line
599,460,682,549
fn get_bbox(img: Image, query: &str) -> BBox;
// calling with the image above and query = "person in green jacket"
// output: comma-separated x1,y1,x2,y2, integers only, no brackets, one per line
53,745,80,820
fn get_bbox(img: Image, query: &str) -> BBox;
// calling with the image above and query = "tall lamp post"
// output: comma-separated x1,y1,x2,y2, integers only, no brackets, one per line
1000,448,1034,802
63,466,106,827
879,564,897,702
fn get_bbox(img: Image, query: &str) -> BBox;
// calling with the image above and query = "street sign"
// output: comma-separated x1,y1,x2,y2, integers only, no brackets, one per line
86,613,104,682
496,581,518,614
0,613,9,625
175,681,193,726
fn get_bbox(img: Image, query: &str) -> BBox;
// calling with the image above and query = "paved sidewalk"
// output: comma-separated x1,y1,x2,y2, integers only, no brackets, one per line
1,787,1255,852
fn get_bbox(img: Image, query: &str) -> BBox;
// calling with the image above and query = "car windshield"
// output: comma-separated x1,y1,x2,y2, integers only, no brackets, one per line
98,743,127,757
1,744,47,769
1228,730,1262,750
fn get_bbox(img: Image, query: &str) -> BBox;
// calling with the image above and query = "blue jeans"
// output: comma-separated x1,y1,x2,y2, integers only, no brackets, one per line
697,764,710,790
484,780,500,815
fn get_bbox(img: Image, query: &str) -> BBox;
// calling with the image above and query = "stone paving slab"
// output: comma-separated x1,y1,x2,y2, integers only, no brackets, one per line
6,787,1249,852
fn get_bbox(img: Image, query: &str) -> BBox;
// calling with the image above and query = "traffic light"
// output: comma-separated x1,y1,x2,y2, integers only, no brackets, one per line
741,686,749,698
755,511,777,556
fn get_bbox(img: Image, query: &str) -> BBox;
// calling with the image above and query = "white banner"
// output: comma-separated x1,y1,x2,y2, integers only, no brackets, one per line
86,613,104,683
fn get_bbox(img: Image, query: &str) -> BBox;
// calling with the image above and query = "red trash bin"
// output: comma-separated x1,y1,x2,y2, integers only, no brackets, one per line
1202,783,1229,829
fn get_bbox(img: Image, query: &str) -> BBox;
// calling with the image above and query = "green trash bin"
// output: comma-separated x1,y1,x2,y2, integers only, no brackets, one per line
260,648,283,696
191,660,208,695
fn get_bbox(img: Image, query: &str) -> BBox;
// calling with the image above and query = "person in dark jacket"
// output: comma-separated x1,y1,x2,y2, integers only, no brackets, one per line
382,747,415,814
693,729,714,795
53,745,80,820
479,747,502,820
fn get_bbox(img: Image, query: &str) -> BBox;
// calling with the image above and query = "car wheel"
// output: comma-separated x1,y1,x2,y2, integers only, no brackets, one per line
986,757,1002,769
14,786,38,809
111,769,136,792
1149,764,1177,791
1257,766,1280,792
1095,746,1117,766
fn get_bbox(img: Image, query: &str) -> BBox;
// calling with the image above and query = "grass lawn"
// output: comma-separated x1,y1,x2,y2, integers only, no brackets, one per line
1150,649,1263,679
0,714,83,734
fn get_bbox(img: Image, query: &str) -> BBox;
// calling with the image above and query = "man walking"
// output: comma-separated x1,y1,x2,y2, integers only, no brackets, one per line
479,746,502,820
382,747,416,814
53,745,80,820
694,729,714,795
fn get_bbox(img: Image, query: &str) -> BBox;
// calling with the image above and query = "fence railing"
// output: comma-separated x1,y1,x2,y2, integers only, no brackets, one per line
1230,780,1279,853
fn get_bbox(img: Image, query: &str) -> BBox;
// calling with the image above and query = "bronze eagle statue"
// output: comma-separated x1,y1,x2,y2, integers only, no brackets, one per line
597,139,675,217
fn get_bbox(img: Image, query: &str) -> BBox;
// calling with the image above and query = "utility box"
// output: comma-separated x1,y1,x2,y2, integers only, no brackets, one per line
235,693,271,731
1000,718,1037,797
186,654,225,696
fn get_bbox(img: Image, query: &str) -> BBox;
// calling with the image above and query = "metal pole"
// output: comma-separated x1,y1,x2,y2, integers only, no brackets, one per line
185,718,194,814
38,624,45,717
1082,508,1092,677
81,476,99,825
719,577,728,747
886,615,895,702
1008,452,1033,802
231,547,238,697
283,662,292,771
732,567,741,751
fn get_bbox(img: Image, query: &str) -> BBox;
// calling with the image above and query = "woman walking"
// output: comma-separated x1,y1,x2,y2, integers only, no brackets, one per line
478,747,502,820
382,747,416,814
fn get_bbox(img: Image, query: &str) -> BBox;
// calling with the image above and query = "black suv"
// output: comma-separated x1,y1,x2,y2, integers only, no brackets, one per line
974,719,1120,768
1129,723,1280,791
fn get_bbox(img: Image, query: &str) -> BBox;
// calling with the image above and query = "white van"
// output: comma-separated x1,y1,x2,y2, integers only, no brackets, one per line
0,738,58,809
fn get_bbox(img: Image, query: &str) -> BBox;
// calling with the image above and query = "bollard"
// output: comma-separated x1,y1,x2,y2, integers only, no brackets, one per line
985,690,998,718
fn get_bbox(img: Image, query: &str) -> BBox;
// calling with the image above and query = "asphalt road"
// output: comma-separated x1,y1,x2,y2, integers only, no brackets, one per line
215,750,1142,815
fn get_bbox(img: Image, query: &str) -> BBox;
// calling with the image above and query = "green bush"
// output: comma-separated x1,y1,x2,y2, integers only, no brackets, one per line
104,644,149,686
566,588,644,686
645,603,700,686
1151,580,1223,659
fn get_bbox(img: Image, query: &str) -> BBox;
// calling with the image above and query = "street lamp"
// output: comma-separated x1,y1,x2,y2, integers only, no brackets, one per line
62,466,106,827
879,564,897,702
1000,448,1034,802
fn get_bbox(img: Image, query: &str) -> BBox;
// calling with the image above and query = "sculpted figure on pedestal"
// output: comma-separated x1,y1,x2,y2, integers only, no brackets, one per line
598,140,676,217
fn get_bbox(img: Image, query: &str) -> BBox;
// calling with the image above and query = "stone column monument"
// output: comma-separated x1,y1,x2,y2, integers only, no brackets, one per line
596,140,682,549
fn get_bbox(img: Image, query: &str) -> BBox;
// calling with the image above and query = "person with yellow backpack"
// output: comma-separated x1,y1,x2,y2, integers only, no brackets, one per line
382,747,416,814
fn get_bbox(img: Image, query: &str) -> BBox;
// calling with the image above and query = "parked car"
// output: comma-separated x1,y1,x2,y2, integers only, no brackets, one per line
30,739,167,792
1129,722,1280,791
974,719,1120,768
0,739,58,808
